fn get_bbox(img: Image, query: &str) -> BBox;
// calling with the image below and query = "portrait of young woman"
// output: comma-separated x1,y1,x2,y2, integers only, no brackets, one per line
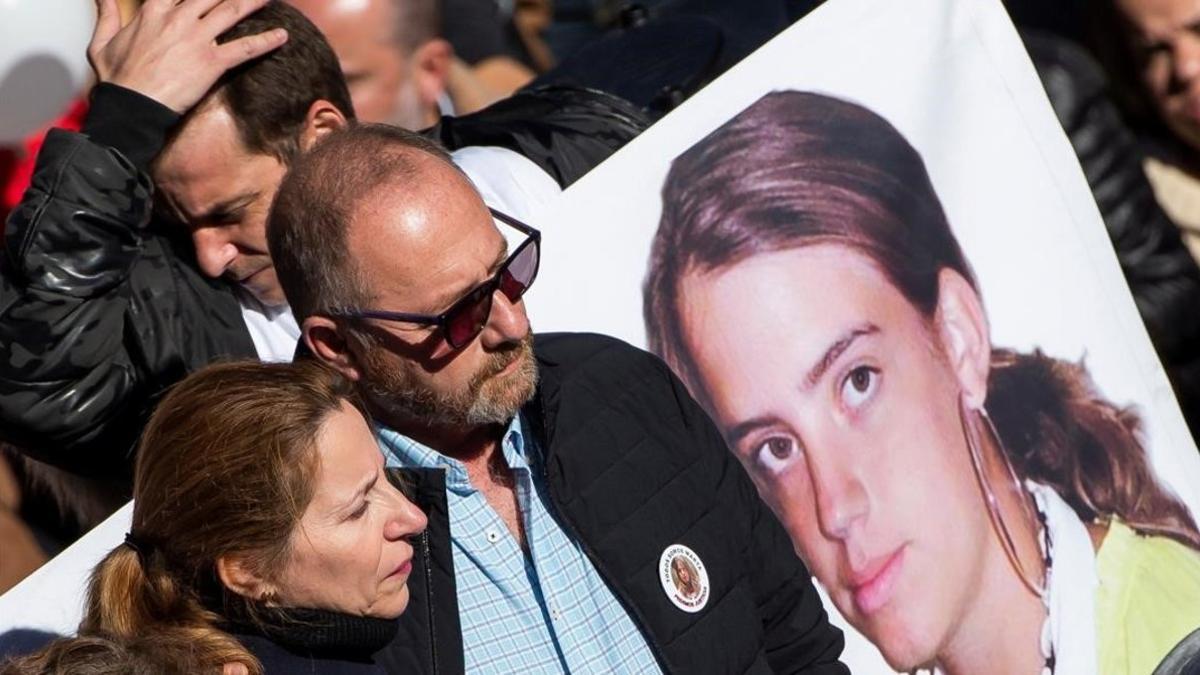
643,90,1200,675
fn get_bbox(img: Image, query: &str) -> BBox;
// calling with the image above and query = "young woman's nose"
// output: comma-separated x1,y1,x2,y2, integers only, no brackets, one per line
808,454,869,541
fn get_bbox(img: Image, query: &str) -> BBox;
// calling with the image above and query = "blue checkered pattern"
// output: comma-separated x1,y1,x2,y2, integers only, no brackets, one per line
378,416,662,674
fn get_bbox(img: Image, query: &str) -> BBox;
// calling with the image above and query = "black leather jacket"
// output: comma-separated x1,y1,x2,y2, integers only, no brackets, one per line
1027,33,1200,435
0,84,650,479
383,333,849,675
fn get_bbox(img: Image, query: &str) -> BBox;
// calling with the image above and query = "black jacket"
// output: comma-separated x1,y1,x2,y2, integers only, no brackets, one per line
381,333,849,675
1027,33,1200,435
0,85,649,479
238,634,387,675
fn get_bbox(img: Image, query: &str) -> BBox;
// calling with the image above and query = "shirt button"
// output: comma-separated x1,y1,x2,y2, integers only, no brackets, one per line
551,607,562,621
486,528,501,544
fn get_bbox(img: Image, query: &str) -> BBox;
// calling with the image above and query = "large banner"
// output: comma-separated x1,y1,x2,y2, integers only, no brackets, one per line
523,0,1200,672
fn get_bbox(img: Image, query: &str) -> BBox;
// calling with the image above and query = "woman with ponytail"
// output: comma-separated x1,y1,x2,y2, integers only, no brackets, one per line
643,90,1200,675
71,360,426,674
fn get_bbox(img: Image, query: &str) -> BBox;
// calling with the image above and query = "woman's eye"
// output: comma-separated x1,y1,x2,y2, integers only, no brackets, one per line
841,366,879,409
753,436,799,475
349,502,369,521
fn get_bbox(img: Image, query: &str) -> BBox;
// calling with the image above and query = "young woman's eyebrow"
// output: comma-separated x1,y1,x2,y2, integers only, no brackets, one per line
723,324,880,446
802,323,880,390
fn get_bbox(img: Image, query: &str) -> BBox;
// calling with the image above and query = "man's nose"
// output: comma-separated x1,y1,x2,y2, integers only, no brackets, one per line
1172,35,1200,87
192,228,239,279
479,288,531,347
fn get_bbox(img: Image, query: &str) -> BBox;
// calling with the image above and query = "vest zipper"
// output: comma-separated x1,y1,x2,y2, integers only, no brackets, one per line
421,528,440,675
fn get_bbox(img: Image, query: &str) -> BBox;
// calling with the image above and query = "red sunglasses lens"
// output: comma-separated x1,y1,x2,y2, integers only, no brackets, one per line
446,286,493,348
499,241,539,302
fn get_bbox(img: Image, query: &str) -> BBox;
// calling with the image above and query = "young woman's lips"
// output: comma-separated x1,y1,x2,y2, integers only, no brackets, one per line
849,546,905,616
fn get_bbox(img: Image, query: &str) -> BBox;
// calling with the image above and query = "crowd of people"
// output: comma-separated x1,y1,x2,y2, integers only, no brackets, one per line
2,0,1200,672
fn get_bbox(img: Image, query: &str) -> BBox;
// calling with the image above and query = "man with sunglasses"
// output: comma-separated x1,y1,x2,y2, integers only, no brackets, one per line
269,123,848,674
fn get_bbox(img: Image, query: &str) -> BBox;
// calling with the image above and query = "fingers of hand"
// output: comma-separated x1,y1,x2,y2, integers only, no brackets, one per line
200,0,273,38
217,28,288,69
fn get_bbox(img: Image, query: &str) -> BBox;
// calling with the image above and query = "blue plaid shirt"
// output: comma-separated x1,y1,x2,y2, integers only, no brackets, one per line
378,416,662,674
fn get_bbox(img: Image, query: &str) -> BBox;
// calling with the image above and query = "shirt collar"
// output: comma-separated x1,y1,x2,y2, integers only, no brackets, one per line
376,415,531,495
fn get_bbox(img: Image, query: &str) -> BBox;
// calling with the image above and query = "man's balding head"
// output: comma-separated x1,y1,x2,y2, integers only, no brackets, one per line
267,123,472,321
288,0,450,129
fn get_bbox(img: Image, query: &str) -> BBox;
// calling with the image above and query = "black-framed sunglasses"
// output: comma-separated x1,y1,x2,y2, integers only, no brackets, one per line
328,208,541,350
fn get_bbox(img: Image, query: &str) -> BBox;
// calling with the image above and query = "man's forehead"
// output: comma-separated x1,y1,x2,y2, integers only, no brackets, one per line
347,178,501,301
153,104,282,220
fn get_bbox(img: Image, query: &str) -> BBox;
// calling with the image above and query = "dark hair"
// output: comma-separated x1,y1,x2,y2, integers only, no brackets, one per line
80,360,370,675
267,122,458,322
0,632,213,675
167,1,356,164
644,89,1200,549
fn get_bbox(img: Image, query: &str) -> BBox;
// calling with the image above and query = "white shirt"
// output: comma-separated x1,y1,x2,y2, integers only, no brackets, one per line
238,145,562,360
239,290,301,363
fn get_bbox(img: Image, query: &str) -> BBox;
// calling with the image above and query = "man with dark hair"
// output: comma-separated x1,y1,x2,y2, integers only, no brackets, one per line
1,0,321,484
267,122,849,674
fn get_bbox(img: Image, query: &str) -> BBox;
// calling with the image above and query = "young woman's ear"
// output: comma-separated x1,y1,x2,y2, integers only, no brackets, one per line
935,268,991,409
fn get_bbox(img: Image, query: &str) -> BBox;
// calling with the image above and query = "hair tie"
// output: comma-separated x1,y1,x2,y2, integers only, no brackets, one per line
123,531,154,565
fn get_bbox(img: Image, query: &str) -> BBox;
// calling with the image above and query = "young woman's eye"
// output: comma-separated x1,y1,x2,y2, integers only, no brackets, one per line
752,436,800,475
841,366,879,409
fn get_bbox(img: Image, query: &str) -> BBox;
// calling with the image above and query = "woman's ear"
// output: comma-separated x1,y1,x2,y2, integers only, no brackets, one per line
304,316,362,381
216,555,272,602
298,100,349,153
934,268,991,409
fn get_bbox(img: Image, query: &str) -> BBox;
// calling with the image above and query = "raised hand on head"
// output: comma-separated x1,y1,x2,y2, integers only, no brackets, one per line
87,0,289,113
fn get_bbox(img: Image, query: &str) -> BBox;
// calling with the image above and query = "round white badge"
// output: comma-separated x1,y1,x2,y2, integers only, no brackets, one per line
658,544,710,613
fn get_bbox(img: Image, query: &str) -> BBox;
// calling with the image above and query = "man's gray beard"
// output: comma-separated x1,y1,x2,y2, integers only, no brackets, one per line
361,334,538,429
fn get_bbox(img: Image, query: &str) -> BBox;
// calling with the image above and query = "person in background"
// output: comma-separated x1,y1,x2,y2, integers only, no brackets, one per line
1107,0,1200,265
1023,30,1200,438
286,0,533,126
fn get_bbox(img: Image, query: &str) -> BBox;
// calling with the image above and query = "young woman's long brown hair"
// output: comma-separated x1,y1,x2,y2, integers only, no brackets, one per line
644,89,1200,550
78,360,370,675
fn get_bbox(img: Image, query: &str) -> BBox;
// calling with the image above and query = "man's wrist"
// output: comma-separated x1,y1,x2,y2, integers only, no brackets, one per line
81,83,182,173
